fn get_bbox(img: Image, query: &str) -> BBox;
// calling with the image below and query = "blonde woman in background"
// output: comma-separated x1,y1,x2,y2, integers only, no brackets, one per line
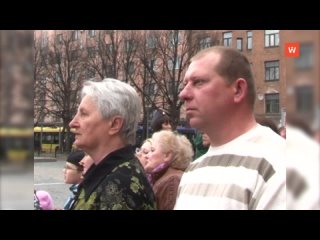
145,130,193,210
135,138,152,168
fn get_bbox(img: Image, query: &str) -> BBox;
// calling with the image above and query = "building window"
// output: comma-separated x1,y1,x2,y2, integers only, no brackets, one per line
71,70,76,81
199,37,212,49
167,57,180,70
236,38,243,51
51,52,61,65
56,34,63,44
106,65,113,76
144,82,155,95
128,61,134,74
125,39,134,52
175,56,181,69
145,59,158,75
88,30,96,38
148,59,155,71
223,32,232,47
87,47,96,58
265,93,280,113
295,43,313,70
265,61,280,81
39,89,46,104
125,61,135,75
105,30,114,35
41,35,48,48
147,35,156,49
70,90,79,101
167,80,175,95
167,59,173,70
106,43,114,55
55,73,61,82
71,30,80,41
40,57,46,67
169,31,181,47
265,30,279,47
247,31,252,50
295,86,313,113
87,68,95,79
70,50,79,61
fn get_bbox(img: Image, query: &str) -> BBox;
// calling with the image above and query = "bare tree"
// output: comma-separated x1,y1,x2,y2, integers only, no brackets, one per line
135,30,200,128
34,35,46,125
123,30,218,133
194,30,221,51
37,31,86,152
121,31,162,139
85,30,122,80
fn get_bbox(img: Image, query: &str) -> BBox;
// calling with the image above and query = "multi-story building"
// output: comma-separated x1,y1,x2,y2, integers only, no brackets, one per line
214,30,319,127
34,30,319,129
222,30,284,124
34,30,196,129
281,30,319,128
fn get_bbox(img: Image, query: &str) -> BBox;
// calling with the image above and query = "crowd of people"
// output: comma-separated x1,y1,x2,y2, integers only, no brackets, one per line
35,46,319,210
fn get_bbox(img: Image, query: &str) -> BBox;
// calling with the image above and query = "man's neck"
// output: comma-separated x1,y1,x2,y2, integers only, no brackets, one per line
209,112,257,147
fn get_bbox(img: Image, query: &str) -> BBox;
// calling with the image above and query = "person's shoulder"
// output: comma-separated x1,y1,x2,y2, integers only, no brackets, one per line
257,124,285,146
108,158,146,180
162,168,183,181
184,152,208,172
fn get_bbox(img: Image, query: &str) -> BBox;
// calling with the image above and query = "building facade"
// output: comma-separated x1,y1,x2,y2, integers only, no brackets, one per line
34,30,319,129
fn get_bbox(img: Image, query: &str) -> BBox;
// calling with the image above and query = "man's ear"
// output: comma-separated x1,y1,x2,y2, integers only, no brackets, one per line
233,78,247,103
108,116,124,136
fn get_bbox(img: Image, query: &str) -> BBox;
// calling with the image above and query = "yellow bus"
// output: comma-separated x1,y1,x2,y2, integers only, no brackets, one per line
34,126,75,153
0,127,33,162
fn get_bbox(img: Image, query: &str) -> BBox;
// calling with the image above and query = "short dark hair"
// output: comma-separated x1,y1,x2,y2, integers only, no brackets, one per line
192,46,256,108
151,110,170,132
67,150,85,170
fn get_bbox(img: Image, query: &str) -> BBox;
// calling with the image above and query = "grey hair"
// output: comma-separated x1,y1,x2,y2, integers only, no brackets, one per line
81,78,141,145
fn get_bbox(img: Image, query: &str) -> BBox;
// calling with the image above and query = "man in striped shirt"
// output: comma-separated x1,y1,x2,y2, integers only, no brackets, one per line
174,46,286,210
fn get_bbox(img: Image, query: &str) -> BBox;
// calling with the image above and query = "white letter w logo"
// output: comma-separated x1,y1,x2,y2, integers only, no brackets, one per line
288,47,296,53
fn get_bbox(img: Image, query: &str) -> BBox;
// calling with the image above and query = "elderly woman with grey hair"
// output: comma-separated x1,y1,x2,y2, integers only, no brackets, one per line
144,130,194,210
69,78,156,210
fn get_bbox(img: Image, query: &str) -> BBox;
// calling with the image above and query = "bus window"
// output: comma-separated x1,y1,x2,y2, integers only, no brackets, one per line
0,127,33,164
34,126,75,154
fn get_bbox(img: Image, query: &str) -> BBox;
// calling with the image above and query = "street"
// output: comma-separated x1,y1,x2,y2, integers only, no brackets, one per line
34,156,70,209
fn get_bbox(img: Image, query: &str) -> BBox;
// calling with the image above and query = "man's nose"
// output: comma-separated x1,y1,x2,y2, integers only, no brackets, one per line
179,85,189,100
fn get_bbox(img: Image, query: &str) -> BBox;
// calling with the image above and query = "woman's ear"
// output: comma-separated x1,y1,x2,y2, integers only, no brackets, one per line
108,116,124,136
164,151,173,163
